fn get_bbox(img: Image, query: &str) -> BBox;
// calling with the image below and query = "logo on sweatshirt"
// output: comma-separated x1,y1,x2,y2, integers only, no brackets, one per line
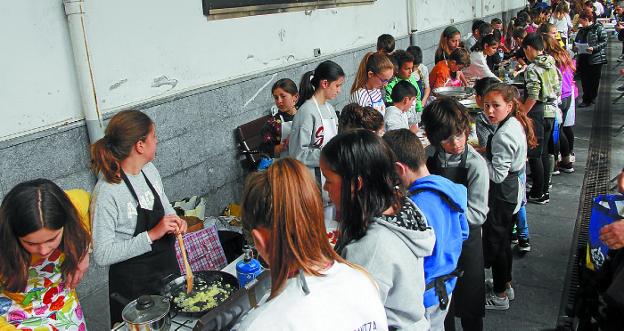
313,126,325,147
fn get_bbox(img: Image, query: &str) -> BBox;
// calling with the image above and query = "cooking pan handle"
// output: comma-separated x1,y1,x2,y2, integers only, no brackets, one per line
110,292,130,306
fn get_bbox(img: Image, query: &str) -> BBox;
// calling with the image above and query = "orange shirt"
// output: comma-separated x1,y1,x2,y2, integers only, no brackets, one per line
429,61,452,89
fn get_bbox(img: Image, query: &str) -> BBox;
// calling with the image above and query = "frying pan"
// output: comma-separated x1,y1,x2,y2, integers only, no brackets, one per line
160,271,240,318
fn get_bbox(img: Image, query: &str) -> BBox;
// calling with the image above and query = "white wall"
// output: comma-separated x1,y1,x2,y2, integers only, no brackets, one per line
84,0,408,113
0,1,83,141
1,0,527,141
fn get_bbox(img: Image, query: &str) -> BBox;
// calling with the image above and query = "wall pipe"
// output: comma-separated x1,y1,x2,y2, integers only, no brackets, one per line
407,0,418,46
63,0,103,143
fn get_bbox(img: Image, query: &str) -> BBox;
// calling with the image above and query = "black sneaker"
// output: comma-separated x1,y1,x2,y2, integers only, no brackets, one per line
617,84,624,92
528,194,549,204
518,238,531,252
559,162,575,173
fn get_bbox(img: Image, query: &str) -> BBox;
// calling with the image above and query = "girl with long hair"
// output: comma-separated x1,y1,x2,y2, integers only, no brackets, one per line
464,34,502,82
550,1,573,45
482,83,536,310
236,158,388,330
260,78,299,158
0,179,91,330
349,52,394,115
435,26,462,64
320,129,435,330
289,60,344,182
543,35,577,173
90,110,187,326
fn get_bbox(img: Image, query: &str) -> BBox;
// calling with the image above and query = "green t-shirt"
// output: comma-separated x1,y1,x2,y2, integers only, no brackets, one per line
384,75,423,112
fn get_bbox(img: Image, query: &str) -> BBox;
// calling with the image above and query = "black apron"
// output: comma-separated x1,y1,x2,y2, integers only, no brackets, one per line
486,115,520,205
108,170,179,325
429,147,486,320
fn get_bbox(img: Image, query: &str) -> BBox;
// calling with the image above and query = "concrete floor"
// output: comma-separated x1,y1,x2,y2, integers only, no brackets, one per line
478,38,624,331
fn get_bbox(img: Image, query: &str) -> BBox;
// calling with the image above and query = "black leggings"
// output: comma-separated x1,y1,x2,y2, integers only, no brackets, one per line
559,96,574,157
483,198,516,294
529,116,554,197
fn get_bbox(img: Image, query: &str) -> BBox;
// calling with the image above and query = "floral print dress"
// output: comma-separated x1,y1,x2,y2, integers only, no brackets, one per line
0,249,86,330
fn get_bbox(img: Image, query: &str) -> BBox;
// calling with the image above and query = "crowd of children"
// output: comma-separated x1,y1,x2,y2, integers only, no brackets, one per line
1,1,620,330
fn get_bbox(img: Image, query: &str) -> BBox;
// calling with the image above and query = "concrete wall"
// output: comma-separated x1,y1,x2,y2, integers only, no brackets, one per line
0,1,526,329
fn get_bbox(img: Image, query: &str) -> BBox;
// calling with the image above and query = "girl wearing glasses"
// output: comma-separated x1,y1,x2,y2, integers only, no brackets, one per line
421,98,490,330
349,52,394,116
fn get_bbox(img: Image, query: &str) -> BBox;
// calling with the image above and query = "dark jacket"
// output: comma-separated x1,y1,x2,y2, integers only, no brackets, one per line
575,22,608,66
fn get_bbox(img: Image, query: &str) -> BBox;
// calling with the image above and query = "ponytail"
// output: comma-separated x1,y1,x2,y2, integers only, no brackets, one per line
297,60,345,108
90,110,153,184
350,52,394,94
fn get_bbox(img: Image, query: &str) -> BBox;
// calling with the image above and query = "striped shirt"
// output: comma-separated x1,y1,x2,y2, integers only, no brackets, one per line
350,88,386,115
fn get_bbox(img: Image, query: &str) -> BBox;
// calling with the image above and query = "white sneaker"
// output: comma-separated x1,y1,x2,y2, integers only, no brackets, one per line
485,293,510,310
485,279,515,301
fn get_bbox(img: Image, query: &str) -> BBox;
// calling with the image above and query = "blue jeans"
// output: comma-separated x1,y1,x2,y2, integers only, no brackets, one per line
515,205,529,240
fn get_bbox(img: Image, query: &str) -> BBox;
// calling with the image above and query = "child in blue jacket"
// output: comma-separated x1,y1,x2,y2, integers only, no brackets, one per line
384,129,469,330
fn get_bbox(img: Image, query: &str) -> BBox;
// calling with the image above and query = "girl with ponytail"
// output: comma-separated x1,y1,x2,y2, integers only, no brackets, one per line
464,34,502,82
236,158,388,330
289,60,344,183
349,52,394,115
90,109,187,326
481,83,535,310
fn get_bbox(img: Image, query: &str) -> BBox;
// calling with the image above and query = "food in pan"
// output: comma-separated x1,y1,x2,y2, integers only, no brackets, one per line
173,279,235,312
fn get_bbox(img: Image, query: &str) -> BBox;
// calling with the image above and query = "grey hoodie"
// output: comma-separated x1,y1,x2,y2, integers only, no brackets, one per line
342,199,435,331
426,145,490,227
288,98,337,172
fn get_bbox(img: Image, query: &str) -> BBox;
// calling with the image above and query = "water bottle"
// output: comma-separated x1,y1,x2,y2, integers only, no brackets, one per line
236,246,263,288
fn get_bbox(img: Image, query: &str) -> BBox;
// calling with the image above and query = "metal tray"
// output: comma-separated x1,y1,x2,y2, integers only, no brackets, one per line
432,86,475,99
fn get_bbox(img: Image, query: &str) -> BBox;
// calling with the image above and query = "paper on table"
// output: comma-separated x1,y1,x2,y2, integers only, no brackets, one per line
576,43,591,54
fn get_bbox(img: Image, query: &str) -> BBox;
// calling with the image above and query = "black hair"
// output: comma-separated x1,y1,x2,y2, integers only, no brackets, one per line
471,33,499,52
522,32,545,51
513,26,528,39
321,129,399,253
392,50,415,70
472,19,486,32
478,23,494,37
474,77,501,97
383,129,426,172
491,17,503,25
297,60,345,108
271,78,298,96
390,80,417,103
339,104,384,133
421,98,471,146
517,11,530,24
406,46,423,65
492,28,502,42
377,34,396,54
